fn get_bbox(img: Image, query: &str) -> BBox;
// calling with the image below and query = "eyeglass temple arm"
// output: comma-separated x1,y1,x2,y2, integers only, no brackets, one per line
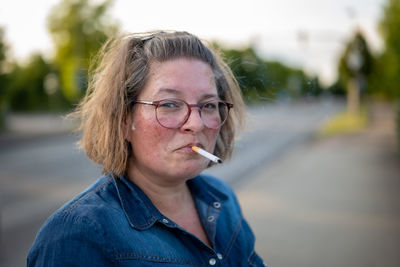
227,103,233,108
134,100,157,106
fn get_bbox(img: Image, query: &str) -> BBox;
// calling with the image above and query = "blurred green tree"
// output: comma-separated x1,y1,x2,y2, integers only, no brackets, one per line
337,31,374,113
6,54,66,111
0,27,7,75
373,0,400,99
47,0,118,103
337,31,374,91
0,27,8,99
0,27,10,128
374,0,400,149
218,45,322,103
221,46,272,102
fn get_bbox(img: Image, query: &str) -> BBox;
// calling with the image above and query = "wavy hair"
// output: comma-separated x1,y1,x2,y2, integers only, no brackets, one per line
71,31,245,175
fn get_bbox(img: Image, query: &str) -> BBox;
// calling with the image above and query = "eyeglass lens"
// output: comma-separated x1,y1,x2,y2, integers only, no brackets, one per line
155,99,229,129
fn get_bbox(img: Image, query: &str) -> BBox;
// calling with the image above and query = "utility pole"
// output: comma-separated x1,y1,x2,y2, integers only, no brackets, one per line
346,41,362,114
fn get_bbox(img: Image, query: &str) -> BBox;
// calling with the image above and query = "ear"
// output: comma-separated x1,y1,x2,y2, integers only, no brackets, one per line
122,114,133,141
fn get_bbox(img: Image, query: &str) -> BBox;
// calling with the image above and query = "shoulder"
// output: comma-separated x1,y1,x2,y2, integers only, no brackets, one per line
35,174,121,233
51,175,121,221
28,175,119,265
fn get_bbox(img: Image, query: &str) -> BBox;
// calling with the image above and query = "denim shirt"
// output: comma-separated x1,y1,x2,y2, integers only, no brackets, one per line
28,173,265,266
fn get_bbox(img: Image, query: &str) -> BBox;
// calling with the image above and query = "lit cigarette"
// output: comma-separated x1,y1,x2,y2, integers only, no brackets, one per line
191,146,222,164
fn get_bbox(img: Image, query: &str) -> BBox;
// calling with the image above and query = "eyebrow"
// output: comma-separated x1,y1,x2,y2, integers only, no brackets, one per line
155,88,218,100
156,88,182,96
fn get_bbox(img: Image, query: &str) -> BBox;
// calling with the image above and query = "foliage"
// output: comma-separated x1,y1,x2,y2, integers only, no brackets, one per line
6,54,70,111
0,28,6,67
0,27,8,101
373,0,400,99
336,31,374,96
47,0,118,103
375,0,400,148
326,81,346,96
0,0,119,114
217,45,323,103
0,27,9,128
2,0,326,116
333,1,400,100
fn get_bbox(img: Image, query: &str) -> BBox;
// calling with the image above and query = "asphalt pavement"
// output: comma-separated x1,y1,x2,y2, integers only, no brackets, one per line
237,102,400,267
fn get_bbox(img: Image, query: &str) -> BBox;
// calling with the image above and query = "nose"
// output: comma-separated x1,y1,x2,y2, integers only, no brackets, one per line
181,106,205,133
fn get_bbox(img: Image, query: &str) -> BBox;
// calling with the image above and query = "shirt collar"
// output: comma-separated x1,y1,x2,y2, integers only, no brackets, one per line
187,175,228,205
112,174,161,230
110,173,228,231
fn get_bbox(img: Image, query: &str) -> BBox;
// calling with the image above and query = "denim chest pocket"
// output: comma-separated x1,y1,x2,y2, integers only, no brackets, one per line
112,228,212,267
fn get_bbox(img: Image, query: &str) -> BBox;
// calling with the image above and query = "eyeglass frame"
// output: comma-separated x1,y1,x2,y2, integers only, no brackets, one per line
134,98,233,129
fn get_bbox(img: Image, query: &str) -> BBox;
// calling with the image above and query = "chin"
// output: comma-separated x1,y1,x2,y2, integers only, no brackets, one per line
172,162,206,180
181,168,204,180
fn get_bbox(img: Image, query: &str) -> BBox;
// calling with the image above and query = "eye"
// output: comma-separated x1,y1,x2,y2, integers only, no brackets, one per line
203,101,218,110
159,100,183,109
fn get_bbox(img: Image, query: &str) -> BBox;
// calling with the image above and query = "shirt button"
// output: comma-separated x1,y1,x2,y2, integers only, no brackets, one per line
207,215,215,222
209,258,216,265
213,202,221,209
162,218,169,224
217,253,223,260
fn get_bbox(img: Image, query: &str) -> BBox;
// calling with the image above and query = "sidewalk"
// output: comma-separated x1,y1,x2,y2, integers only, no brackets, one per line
238,103,400,267
0,113,76,150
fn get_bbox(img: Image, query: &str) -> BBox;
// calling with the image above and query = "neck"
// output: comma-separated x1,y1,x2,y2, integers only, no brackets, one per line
127,163,192,215
127,161,211,247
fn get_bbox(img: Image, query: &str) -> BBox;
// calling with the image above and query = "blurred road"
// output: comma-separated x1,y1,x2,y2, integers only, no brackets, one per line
238,102,400,267
206,99,342,185
2,99,397,267
0,134,102,267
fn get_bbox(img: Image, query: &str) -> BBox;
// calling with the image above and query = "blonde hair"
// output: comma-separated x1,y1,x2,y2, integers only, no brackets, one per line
72,31,245,175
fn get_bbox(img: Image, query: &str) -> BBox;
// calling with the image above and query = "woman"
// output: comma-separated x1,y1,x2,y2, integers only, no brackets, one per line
28,31,265,266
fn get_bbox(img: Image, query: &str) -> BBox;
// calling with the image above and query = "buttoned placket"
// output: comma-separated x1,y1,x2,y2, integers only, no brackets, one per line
159,211,225,267
207,251,224,266
167,196,224,266
203,200,225,266
115,175,232,265
202,202,219,245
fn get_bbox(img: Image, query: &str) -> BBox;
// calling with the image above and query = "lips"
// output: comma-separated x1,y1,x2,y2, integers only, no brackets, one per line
176,142,204,151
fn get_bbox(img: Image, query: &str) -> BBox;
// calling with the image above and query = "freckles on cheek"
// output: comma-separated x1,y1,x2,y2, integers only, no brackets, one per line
149,126,165,148
138,122,167,152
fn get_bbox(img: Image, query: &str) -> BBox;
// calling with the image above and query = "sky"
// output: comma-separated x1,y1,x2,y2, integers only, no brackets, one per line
0,0,387,85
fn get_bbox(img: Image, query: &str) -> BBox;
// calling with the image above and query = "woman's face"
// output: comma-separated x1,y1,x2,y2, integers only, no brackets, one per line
127,58,220,184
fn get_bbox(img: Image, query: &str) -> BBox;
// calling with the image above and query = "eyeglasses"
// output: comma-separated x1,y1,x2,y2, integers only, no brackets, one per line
134,99,233,129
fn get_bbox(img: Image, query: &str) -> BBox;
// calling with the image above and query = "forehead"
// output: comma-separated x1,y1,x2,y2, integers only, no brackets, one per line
142,58,217,99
